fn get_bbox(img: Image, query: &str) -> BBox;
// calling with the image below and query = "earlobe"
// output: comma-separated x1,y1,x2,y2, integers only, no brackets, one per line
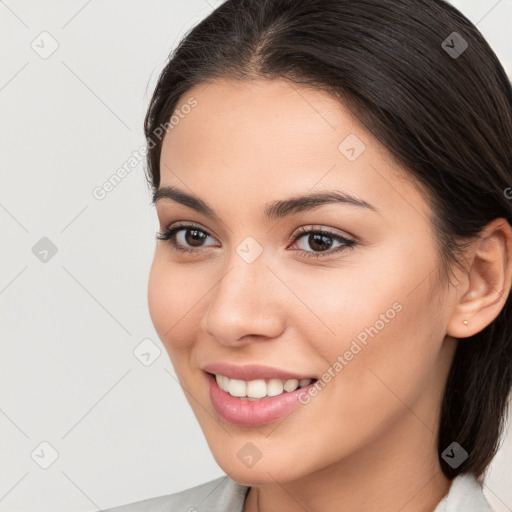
446,218,512,339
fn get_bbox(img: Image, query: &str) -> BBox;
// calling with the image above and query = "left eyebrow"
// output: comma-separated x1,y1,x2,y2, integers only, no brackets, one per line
153,186,377,220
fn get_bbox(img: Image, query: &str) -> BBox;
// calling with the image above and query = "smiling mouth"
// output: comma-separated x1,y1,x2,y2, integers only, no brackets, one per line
207,372,318,400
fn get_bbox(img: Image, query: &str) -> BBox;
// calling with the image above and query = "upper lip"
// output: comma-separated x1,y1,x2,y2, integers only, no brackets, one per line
203,363,316,381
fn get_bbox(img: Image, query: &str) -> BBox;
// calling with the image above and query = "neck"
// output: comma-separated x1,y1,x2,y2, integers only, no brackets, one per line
243,409,452,512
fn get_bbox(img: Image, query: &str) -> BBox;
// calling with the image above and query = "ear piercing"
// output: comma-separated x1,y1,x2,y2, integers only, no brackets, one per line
463,320,469,326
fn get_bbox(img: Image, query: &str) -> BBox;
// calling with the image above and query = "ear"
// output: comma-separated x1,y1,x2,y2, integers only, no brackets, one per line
447,218,512,339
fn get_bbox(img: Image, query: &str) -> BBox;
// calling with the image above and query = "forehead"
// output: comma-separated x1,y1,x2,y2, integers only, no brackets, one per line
159,78,431,224
163,78,356,172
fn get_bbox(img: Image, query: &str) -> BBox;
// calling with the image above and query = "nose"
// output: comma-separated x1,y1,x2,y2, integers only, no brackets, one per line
202,253,286,347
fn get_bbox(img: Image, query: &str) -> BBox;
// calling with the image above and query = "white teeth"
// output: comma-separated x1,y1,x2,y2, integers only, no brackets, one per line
221,375,230,391
283,378,299,392
246,379,267,398
214,374,314,399
228,378,247,397
267,378,284,397
215,374,229,392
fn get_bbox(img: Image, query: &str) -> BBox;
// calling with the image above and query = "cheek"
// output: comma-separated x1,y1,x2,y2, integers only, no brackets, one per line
147,251,203,354
317,275,444,432
293,242,443,401
147,253,169,340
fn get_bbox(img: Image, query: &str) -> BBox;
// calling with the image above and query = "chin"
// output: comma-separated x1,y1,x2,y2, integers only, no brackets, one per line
208,442,312,486
220,462,298,486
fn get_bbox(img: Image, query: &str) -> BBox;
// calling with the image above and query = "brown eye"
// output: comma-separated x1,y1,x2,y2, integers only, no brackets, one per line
157,224,217,253
290,227,356,259
156,223,356,259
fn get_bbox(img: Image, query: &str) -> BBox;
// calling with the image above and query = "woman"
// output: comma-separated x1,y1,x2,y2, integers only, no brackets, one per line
103,0,512,510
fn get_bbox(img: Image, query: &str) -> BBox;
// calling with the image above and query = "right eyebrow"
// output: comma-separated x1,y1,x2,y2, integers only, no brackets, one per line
153,186,377,220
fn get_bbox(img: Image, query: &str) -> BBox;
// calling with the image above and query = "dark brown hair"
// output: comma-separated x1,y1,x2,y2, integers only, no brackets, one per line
143,0,512,480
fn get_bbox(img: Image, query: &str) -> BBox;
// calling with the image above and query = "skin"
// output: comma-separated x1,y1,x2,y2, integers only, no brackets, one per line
147,78,512,512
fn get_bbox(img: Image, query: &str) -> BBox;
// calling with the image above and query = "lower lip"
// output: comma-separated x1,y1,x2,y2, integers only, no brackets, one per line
206,372,317,426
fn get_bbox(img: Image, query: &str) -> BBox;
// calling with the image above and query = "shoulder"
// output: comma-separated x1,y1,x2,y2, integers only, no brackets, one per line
101,475,250,512
434,473,494,512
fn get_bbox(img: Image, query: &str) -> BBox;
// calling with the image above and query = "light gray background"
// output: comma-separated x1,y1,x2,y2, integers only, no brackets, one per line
1,1,511,511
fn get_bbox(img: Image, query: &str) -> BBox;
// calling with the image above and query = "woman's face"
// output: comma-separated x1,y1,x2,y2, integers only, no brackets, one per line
148,78,459,484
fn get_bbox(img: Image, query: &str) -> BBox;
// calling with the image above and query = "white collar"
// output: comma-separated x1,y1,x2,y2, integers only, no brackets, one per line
433,473,493,512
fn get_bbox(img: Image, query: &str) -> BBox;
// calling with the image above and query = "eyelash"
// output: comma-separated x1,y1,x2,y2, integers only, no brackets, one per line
156,222,356,259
